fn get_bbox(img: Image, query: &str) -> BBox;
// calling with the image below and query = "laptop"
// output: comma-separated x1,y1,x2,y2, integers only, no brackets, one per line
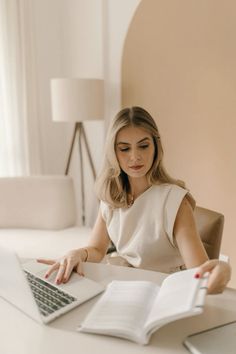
183,321,236,354
0,246,105,324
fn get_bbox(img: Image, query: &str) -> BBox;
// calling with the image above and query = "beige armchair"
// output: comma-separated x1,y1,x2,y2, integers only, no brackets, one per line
0,176,91,259
194,206,224,259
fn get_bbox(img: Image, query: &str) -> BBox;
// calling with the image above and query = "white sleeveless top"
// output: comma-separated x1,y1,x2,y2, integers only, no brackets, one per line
100,184,193,273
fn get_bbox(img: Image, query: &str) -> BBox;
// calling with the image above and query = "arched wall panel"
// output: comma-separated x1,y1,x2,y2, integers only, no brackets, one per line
122,0,236,286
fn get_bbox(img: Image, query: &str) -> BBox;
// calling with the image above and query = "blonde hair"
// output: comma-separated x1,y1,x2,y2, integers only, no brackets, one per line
95,106,188,208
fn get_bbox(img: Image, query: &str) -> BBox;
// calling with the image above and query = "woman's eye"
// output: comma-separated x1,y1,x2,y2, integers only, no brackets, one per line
119,147,130,152
139,144,149,149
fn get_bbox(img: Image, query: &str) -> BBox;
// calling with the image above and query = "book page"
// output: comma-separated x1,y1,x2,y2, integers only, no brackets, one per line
80,280,158,337
144,268,201,331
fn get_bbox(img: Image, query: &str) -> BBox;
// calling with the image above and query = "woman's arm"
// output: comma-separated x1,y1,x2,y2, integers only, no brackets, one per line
37,209,111,284
173,197,209,268
85,208,111,261
173,197,231,293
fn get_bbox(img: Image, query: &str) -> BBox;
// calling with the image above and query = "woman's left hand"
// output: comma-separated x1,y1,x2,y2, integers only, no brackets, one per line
195,259,231,294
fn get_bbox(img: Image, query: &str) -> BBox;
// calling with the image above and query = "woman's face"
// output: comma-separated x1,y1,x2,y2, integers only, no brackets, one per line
115,125,155,180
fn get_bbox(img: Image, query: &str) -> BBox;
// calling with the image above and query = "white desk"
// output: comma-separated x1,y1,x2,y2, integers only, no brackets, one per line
1,262,236,354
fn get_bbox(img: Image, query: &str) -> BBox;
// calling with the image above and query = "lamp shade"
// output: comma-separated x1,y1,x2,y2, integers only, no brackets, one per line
50,78,104,122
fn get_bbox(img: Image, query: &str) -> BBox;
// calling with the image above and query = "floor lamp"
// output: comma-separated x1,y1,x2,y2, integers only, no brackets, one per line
50,78,104,225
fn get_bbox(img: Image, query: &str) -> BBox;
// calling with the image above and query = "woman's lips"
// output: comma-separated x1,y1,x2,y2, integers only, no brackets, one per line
129,165,144,170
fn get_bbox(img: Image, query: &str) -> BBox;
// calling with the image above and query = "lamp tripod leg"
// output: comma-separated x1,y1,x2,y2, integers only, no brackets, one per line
80,123,96,180
78,123,86,225
65,122,96,226
65,123,78,175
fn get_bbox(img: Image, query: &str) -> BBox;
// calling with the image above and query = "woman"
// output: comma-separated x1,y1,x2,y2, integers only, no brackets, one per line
38,107,231,294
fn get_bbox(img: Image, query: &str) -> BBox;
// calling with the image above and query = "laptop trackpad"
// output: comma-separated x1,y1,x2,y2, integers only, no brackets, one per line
23,260,104,299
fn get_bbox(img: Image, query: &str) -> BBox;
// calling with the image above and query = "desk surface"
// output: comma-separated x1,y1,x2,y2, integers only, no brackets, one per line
1,261,236,354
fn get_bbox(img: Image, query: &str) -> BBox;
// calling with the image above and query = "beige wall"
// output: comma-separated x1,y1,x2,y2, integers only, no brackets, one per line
122,0,236,287
32,0,103,175
32,0,104,225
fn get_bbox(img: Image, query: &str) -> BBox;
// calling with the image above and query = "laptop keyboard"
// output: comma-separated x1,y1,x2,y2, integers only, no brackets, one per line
24,271,77,317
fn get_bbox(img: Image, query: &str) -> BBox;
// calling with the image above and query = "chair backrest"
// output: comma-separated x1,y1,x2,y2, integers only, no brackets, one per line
194,206,224,259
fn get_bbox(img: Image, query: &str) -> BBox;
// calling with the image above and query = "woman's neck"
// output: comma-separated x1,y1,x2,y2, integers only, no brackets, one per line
128,177,151,199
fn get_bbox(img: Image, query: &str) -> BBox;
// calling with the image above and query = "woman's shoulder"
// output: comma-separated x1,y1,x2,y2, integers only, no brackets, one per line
152,182,186,193
152,183,195,207
157,183,195,209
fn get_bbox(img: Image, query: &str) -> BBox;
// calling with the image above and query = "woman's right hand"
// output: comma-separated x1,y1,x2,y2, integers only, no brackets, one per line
37,248,88,285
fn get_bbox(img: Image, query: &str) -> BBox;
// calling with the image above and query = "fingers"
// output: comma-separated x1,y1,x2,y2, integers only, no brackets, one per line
44,259,84,285
55,261,68,285
44,261,68,285
207,265,229,294
39,249,85,285
207,275,225,294
37,258,56,265
37,258,68,282
44,262,60,280
56,257,84,284
195,260,232,294
37,258,59,280
63,260,76,283
195,259,219,278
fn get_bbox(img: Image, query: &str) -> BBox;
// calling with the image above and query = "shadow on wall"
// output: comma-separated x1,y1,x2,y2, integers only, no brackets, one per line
121,0,236,287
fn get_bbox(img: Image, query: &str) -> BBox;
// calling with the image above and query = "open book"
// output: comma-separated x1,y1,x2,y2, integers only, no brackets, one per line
78,268,208,345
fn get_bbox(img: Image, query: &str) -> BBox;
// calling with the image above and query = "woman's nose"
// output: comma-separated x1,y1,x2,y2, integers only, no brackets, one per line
129,149,141,162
